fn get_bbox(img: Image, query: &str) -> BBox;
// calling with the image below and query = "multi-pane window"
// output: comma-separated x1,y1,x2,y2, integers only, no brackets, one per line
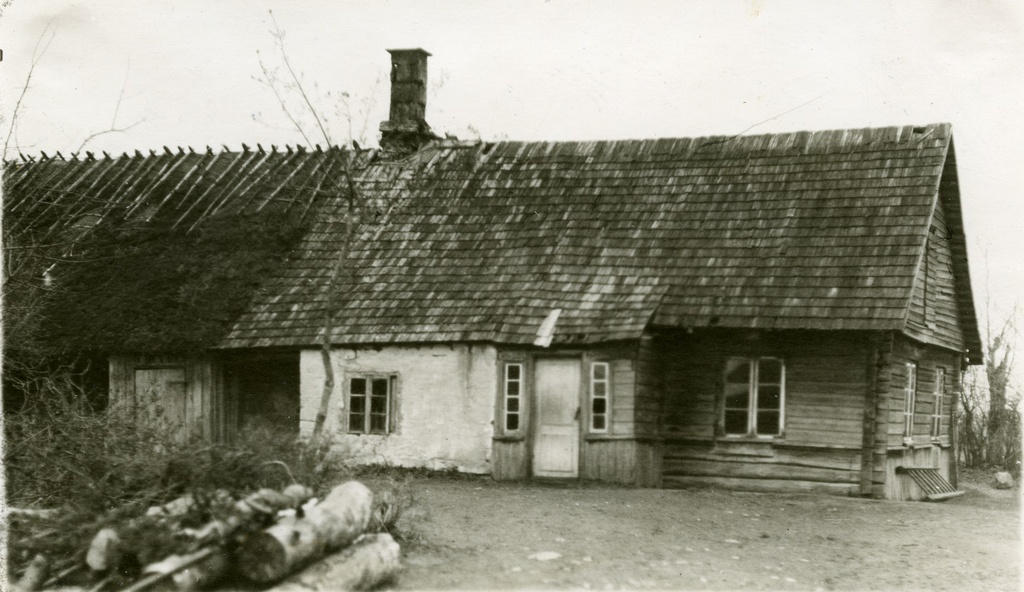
723,357,784,437
590,362,610,432
503,363,523,432
931,368,946,438
348,376,392,435
903,362,918,438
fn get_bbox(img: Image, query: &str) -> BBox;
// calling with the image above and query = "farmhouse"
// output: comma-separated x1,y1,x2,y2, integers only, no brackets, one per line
3,49,981,500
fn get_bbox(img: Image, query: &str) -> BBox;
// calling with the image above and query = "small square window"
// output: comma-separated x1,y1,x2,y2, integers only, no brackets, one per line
348,375,393,435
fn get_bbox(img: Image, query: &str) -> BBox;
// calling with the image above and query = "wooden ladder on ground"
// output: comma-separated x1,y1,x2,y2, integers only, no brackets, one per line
895,467,964,501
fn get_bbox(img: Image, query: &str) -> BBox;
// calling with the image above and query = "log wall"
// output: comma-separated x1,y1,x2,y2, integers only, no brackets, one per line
662,441,862,496
657,329,872,495
885,336,961,450
878,335,961,500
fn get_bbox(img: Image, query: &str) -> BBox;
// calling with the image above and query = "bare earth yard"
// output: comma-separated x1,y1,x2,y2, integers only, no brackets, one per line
384,476,1019,591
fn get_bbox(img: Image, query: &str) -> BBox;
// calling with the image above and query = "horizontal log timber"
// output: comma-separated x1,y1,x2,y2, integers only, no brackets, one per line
663,458,859,484
664,475,859,496
664,441,861,471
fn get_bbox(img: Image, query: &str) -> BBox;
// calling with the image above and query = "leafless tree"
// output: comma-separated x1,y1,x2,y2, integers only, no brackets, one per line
253,11,374,444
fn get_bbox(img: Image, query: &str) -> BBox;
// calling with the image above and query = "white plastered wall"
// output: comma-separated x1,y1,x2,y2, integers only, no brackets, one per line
299,344,497,473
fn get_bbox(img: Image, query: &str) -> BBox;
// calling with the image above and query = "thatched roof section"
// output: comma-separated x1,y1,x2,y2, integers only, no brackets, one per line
3,147,359,354
221,123,981,360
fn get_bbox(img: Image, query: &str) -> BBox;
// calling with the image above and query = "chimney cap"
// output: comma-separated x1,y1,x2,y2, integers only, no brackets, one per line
386,48,432,57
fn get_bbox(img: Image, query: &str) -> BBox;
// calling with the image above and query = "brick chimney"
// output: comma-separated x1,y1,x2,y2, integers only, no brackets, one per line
379,48,437,154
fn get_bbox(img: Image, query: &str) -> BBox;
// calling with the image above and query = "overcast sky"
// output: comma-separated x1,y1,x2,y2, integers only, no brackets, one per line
1,0,1022,360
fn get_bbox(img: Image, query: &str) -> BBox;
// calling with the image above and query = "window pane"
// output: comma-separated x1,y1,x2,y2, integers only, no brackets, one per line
350,378,366,395
370,395,387,413
350,395,366,413
507,364,521,380
349,411,365,432
725,383,749,408
592,397,606,415
726,360,751,384
725,410,748,434
370,413,386,433
758,385,781,410
506,413,519,431
371,379,388,396
507,381,520,396
593,364,607,380
759,359,782,384
593,416,605,430
593,382,607,398
757,410,779,435
507,397,519,412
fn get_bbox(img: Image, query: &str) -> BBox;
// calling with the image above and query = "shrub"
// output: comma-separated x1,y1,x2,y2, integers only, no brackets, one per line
5,396,347,576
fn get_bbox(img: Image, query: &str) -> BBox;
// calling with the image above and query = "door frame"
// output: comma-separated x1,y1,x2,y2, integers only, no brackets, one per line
531,356,584,478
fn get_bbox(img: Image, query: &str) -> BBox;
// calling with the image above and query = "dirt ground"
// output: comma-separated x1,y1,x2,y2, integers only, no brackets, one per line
384,475,1020,591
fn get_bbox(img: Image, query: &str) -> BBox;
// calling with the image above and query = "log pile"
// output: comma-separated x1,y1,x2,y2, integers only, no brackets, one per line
12,481,400,592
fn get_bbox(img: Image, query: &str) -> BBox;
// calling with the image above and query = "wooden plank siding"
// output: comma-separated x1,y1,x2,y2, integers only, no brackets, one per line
492,341,662,485
657,329,872,494
885,335,961,450
109,354,222,440
884,446,954,501
905,191,966,352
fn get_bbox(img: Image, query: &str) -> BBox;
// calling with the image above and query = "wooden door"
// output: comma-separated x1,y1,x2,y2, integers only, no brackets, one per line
134,367,187,432
533,359,580,477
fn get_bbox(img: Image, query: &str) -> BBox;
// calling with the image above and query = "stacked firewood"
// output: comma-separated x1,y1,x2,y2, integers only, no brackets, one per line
13,482,401,592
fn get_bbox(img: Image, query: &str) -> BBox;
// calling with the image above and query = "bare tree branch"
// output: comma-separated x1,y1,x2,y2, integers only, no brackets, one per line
3,21,56,160
76,61,147,152
268,10,331,146
256,50,314,147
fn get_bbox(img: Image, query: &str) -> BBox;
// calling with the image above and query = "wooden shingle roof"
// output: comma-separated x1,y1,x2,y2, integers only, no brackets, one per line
220,123,981,358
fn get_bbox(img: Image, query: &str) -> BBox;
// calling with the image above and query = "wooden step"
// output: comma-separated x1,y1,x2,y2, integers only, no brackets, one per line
895,467,963,502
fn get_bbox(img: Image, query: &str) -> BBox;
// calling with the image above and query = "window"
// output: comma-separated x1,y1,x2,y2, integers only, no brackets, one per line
503,363,523,432
931,368,946,439
590,362,610,432
903,362,918,438
723,357,784,437
348,376,393,435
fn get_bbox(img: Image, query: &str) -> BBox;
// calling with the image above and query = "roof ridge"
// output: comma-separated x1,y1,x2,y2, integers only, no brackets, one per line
444,122,953,160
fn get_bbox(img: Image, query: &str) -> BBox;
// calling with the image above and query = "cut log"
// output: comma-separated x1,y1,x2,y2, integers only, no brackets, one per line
139,548,228,592
269,534,401,592
236,481,374,584
9,507,60,520
15,554,48,592
86,528,121,571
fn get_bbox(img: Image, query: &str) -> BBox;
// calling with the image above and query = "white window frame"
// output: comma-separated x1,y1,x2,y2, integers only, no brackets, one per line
903,362,918,440
503,363,524,434
723,357,785,438
590,362,611,433
931,367,945,439
347,374,393,435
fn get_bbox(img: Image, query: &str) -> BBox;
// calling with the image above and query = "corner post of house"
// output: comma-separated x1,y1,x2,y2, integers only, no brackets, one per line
860,335,879,496
949,354,964,488
869,331,895,498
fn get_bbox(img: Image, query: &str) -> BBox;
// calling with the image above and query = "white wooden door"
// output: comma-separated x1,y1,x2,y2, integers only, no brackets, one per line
533,359,580,477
